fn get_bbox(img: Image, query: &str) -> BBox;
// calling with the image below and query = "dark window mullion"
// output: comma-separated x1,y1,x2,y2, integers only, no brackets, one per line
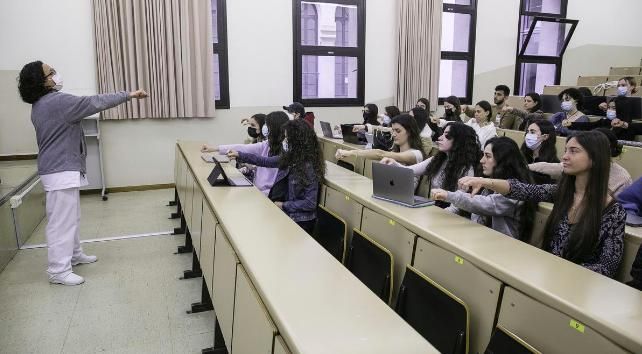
299,46,359,57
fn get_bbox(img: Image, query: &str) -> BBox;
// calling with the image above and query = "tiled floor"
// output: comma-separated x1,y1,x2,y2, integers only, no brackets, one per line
25,189,178,246
0,188,215,353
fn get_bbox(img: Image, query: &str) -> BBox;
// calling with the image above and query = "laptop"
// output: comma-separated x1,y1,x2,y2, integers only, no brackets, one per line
484,326,541,354
626,213,642,227
340,124,367,145
201,153,230,163
320,121,342,139
207,159,252,187
371,162,434,208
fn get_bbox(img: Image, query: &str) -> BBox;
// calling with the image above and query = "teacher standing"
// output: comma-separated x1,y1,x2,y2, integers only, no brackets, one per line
18,60,148,285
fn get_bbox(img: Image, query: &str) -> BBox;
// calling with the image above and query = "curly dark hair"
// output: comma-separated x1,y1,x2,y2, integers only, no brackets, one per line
18,60,51,104
424,122,481,192
390,114,426,160
279,119,325,186
264,111,289,156
484,137,536,242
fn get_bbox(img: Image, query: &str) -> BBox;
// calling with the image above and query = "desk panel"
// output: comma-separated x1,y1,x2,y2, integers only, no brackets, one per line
413,238,502,354
212,225,239,352
498,287,628,354
191,182,204,258
184,171,195,229
324,187,364,245
232,265,277,354
361,207,416,305
201,203,217,299
273,335,291,354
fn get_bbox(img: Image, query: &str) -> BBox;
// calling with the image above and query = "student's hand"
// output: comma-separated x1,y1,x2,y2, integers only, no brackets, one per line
274,201,283,209
561,119,572,127
201,144,213,153
611,118,622,127
430,189,448,201
598,102,608,111
430,115,439,124
461,105,468,112
335,149,351,160
352,125,366,132
240,118,249,126
458,176,485,196
502,106,514,112
379,157,397,165
129,89,148,99
227,150,239,159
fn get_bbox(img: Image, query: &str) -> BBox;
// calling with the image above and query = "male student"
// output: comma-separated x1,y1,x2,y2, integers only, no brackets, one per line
464,85,519,129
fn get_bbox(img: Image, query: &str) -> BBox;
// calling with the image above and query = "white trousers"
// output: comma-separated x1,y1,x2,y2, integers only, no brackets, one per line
45,187,83,277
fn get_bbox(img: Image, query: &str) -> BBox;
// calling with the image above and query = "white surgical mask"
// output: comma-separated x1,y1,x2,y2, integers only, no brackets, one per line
261,125,269,138
561,101,573,112
286,112,295,120
524,133,541,150
382,115,391,125
617,86,628,97
51,73,63,91
282,139,288,152
606,109,617,120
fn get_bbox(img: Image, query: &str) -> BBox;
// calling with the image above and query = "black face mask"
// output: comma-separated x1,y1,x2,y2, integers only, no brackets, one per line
445,108,453,116
247,127,260,138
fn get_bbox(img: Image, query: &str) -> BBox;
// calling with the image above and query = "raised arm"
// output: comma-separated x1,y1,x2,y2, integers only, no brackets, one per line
458,177,558,203
63,90,147,123
219,141,266,155
236,151,280,168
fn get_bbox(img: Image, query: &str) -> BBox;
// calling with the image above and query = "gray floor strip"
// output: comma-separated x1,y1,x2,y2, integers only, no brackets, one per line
20,230,174,250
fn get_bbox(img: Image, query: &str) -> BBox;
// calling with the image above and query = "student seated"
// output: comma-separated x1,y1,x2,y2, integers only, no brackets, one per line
550,88,589,136
617,178,642,290
336,114,426,166
440,96,463,124
530,128,632,197
609,96,638,141
522,119,559,184
228,119,325,235
463,85,518,129
202,112,289,196
501,92,543,131
283,102,314,128
465,100,497,148
598,76,639,112
410,107,441,156
238,113,267,143
353,105,400,135
459,131,626,278
352,103,381,134
431,137,536,241
381,122,480,209
416,97,430,111
383,106,401,125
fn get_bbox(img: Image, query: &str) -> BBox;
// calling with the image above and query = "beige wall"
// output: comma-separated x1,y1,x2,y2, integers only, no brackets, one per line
0,70,37,156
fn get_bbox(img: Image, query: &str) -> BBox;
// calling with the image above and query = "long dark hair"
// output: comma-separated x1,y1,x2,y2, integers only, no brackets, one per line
18,60,50,104
524,92,542,112
411,107,428,131
280,119,325,186
543,131,612,263
520,119,559,163
385,106,401,118
250,113,267,142
444,96,462,121
390,114,426,159
417,98,430,111
485,137,536,242
363,103,379,125
265,111,289,156
425,122,481,192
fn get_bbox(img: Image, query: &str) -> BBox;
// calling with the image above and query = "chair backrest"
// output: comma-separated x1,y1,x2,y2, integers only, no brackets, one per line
484,326,541,354
395,265,469,354
312,204,348,263
346,228,393,304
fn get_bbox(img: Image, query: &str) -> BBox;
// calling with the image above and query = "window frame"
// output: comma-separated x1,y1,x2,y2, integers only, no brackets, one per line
213,0,230,109
292,0,366,107
514,0,571,96
439,0,478,105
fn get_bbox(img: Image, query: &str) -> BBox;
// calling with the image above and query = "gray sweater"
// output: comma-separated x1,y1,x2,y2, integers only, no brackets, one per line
31,91,129,175
446,189,524,239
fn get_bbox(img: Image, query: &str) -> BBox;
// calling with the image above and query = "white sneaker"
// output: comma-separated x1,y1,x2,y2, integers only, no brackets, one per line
49,272,85,286
71,254,98,266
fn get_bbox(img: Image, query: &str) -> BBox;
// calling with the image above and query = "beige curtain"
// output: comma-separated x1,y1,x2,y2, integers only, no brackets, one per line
394,0,442,111
93,0,215,119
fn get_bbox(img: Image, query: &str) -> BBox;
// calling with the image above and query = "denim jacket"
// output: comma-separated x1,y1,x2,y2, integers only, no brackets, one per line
237,152,318,222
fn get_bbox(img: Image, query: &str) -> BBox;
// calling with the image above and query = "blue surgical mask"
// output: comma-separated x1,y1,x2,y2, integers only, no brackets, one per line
282,139,288,152
606,109,617,120
617,86,628,96
524,133,541,150
51,73,63,91
261,125,269,138
561,101,573,112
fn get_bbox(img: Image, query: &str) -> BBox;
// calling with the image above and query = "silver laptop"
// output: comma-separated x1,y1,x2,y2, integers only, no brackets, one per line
372,162,434,208
201,153,230,163
320,121,342,139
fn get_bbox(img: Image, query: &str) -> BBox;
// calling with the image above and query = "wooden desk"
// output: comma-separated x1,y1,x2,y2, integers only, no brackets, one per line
322,162,642,354
175,141,436,354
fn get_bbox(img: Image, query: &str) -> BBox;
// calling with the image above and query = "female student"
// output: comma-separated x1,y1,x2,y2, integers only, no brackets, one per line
352,103,381,133
410,107,442,157
440,96,463,123
381,122,480,208
501,92,543,130
550,88,589,136
228,119,325,234
18,60,148,286
431,137,536,241
466,100,497,148
459,131,626,278
336,114,425,166
529,128,632,197
521,119,559,184
202,111,289,196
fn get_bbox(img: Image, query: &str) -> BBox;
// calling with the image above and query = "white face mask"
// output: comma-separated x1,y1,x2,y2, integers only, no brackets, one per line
282,139,288,152
261,125,269,138
617,86,628,97
382,115,391,125
606,109,617,120
286,112,295,120
561,101,573,112
51,73,63,91
524,133,541,150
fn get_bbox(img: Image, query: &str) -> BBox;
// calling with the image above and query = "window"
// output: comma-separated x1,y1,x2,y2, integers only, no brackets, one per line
293,0,365,106
514,0,577,95
439,0,477,104
212,0,229,108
